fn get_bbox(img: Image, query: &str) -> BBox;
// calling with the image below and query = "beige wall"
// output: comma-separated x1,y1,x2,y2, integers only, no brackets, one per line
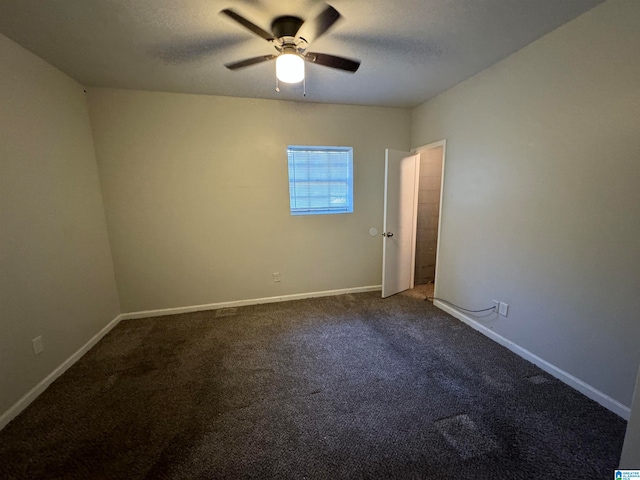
87,89,410,312
412,0,640,408
0,35,120,417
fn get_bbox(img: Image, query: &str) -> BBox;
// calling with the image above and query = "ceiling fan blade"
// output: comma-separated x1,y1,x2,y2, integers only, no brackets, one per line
225,54,277,70
296,4,341,44
220,9,274,41
304,52,360,73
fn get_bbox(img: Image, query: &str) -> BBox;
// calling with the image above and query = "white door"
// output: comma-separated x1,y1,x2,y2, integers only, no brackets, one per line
382,149,420,298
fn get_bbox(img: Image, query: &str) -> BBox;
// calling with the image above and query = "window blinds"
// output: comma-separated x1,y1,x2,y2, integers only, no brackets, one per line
287,146,353,215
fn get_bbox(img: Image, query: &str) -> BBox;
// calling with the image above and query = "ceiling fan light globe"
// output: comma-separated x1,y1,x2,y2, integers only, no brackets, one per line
276,53,304,83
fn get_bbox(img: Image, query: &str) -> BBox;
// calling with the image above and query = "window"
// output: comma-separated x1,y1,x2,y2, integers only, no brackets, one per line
287,146,353,216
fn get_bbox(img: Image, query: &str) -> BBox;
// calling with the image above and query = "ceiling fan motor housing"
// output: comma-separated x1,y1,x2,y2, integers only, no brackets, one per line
271,16,304,40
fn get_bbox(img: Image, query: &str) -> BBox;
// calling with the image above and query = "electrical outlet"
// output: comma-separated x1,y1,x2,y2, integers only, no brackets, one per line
32,336,44,356
499,302,509,317
492,300,499,313
272,272,281,283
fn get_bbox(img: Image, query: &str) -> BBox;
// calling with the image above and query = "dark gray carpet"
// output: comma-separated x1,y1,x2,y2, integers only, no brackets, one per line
0,291,626,479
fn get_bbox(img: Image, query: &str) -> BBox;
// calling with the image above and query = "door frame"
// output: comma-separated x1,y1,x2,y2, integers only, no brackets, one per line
411,140,447,297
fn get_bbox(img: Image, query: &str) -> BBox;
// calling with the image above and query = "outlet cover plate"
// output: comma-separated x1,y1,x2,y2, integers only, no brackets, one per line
32,336,44,355
499,302,509,317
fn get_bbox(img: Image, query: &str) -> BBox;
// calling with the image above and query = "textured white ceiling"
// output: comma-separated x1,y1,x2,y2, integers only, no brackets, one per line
0,0,602,107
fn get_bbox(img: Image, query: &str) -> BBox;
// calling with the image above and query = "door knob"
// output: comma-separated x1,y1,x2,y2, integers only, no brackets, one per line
382,232,394,237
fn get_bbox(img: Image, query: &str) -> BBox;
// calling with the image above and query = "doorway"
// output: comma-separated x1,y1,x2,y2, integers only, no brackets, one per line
412,141,445,296
380,142,445,299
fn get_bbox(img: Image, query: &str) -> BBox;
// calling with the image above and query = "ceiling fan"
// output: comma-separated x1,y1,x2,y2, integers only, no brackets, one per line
220,3,360,89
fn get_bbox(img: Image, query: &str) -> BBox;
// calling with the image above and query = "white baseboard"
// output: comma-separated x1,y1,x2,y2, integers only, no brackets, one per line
120,285,382,320
0,313,124,431
434,300,631,420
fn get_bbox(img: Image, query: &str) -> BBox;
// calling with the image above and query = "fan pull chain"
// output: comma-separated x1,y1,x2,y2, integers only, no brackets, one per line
275,76,280,92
